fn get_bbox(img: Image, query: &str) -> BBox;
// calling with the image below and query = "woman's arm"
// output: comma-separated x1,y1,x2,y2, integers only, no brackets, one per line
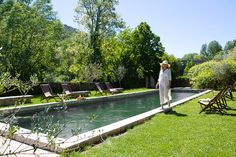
156,81,159,88
168,69,172,89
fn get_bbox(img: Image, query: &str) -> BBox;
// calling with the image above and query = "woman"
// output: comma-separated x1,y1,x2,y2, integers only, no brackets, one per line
156,60,172,109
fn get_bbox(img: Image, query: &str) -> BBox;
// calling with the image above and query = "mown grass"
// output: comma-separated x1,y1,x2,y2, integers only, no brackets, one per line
67,92,236,157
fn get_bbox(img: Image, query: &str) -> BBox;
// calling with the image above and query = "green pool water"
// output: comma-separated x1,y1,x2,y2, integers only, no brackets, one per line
17,91,196,138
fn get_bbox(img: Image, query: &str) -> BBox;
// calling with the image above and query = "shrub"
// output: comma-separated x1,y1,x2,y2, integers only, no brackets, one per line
188,60,236,89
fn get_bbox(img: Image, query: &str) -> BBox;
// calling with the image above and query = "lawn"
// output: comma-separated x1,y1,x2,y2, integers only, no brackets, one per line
68,92,236,157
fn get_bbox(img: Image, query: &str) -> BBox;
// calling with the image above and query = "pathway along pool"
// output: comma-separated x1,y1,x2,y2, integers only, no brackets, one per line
17,91,196,139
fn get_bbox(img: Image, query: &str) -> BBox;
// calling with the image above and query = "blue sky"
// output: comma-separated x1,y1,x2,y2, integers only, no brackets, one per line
51,0,236,58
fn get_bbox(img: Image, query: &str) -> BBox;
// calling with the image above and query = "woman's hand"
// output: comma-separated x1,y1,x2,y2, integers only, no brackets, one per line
155,82,159,89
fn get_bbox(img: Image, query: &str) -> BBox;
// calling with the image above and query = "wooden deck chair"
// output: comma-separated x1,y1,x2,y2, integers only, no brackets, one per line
61,83,90,98
199,87,228,114
105,82,123,94
217,86,229,109
94,82,108,95
40,84,59,102
224,83,235,100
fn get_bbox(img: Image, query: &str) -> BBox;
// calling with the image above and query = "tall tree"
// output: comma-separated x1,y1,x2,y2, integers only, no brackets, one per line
200,41,222,60
200,44,208,59
131,22,164,78
207,40,222,57
117,22,164,88
75,0,124,63
224,40,236,52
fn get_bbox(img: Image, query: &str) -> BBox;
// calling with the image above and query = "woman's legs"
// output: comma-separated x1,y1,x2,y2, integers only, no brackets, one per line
159,86,164,109
160,87,171,109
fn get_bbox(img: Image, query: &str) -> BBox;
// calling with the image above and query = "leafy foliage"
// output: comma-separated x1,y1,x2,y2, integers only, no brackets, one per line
182,53,204,61
225,48,236,60
200,41,222,60
184,61,195,75
32,107,62,142
224,40,236,51
75,0,125,63
188,60,236,89
117,23,164,87
70,63,102,83
0,0,63,81
0,72,18,95
45,31,93,82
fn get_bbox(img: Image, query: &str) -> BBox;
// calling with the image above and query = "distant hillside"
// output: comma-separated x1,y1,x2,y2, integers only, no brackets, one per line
64,24,77,36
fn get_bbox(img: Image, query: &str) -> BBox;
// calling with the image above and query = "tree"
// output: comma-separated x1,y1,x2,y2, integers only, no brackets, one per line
114,65,126,87
184,61,195,74
0,0,63,80
224,40,236,52
182,53,204,61
132,22,164,76
225,48,236,60
116,22,164,88
200,41,222,60
69,63,102,83
100,35,124,81
48,31,93,82
208,40,222,57
75,0,125,63
200,44,209,59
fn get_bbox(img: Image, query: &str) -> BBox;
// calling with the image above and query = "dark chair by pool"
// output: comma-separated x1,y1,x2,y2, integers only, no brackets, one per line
40,84,59,102
61,83,90,98
199,87,228,114
105,82,123,94
94,82,109,95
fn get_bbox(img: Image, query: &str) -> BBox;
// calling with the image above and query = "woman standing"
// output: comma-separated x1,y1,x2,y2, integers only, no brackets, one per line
156,60,172,109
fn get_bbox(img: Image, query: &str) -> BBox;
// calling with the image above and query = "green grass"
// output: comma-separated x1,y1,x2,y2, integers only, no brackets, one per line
67,92,236,157
0,88,153,109
122,88,154,93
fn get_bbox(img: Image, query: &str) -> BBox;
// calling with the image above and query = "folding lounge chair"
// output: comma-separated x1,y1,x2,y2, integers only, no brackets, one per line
105,82,123,94
224,83,235,100
94,82,108,95
40,84,59,102
61,83,90,98
199,87,228,114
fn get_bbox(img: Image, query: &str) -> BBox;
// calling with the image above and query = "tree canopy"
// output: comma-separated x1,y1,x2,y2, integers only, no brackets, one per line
0,0,63,80
200,40,222,60
75,0,125,63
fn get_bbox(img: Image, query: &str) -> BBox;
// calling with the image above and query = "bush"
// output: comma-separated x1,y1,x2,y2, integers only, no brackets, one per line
188,60,236,89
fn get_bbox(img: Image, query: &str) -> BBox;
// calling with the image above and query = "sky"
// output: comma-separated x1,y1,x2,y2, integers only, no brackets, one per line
51,0,236,58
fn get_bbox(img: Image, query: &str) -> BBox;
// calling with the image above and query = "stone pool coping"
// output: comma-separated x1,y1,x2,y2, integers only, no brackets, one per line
0,89,210,153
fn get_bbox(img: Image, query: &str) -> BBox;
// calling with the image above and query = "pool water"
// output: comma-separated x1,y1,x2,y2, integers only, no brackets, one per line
17,91,195,138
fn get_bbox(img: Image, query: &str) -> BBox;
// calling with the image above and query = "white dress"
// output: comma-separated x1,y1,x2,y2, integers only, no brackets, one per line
158,68,172,105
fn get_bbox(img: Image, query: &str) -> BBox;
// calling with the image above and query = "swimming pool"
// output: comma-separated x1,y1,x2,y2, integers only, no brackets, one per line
17,91,196,139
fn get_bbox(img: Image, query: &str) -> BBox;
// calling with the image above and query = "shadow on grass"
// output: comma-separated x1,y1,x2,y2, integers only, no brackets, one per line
205,109,236,116
206,113,236,116
226,107,236,111
164,109,187,117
